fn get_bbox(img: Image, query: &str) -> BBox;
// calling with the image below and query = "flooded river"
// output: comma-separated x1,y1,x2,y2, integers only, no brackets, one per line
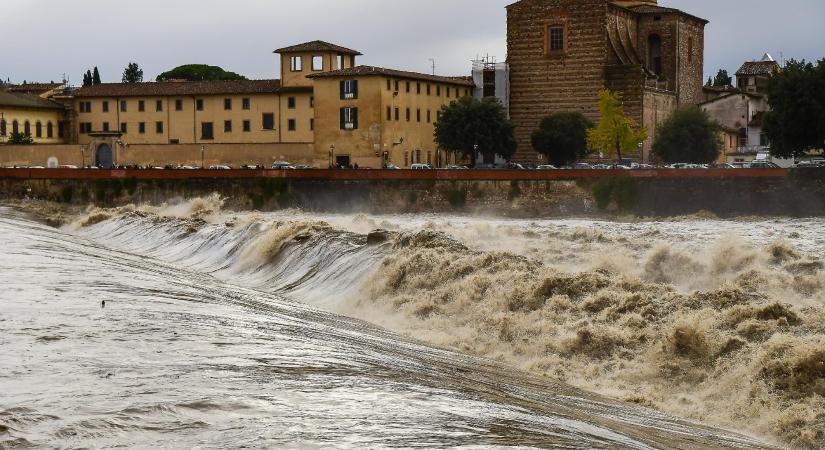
4,199,820,448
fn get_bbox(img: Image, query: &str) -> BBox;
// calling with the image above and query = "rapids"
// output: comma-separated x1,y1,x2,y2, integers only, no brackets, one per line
4,196,823,448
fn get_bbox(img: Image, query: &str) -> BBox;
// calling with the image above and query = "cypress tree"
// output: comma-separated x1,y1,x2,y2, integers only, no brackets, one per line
92,67,101,85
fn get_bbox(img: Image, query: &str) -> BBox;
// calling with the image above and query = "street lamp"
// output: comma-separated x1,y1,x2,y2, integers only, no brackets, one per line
329,144,335,169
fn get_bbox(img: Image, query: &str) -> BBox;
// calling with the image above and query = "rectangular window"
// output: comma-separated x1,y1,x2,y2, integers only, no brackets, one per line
417,82,421,94
312,55,323,71
102,122,110,132
224,120,232,132
156,100,163,112
436,85,441,96
427,110,431,123
416,109,421,122
120,122,127,133
406,108,411,122
120,101,127,112
101,101,108,113
336,54,344,70
395,108,400,121
427,84,431,95
310,118,314,131
340,80,358,99
196,99,204,111
446,87,451,98
287,97,296,109
290,56,303,72
547,25,566,54
310,96,314,108
138,100,145,112
139,122,146,134
406,81,410,93
340,107,358,130
243,120,251,132
58,122,65,138
175,99,183,111
387,79,392,91
395,80,400,92
201,122,214,140
288,119,296,131
386,106,392,121
262,113,275,130
242,98,250,110
224,98,232,110
156,121,164,134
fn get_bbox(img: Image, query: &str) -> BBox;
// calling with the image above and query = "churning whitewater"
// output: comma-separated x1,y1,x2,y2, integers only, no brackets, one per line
3,196,823,448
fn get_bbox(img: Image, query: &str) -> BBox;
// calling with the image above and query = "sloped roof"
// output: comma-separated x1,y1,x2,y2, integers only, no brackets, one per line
73,80,282,98
8,82,64,94
0,90,64,110
274,40,362,56
307,65,474,86
622,3,709,24
736,60,780,76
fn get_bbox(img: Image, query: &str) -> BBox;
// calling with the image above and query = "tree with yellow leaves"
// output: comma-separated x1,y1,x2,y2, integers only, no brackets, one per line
586,90,648,163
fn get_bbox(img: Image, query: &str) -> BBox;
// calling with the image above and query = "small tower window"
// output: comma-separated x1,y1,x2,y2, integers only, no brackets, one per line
648,34,662,76
545,21,568,56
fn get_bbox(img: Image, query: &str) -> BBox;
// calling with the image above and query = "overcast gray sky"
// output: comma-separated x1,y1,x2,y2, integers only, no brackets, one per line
4,0,824,85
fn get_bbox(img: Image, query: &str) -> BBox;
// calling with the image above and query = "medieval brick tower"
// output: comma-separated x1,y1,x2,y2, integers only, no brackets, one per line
506,0,707,163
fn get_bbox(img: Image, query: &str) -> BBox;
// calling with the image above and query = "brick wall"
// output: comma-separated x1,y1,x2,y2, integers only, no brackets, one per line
507,0,609,162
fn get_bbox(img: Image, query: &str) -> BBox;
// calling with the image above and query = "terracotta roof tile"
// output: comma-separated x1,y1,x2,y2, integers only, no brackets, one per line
274,40,362,56
0,90,65,110
736,61,780,76
73,80,282,98
307,65,474,86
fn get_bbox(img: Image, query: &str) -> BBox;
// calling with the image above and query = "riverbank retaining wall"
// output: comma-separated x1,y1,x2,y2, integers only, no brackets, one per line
1,171,824,217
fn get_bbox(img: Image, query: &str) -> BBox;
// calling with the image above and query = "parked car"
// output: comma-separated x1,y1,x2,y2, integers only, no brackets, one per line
572,163,592,169
507,162,526,170
240,165,261,170
293,164,314,170
536,165,558,170
748,161,780,169
271,161,295,169
411,163,433,170
446,165,469,170
57,165,79,169
208,165,232,170
384,164,401,170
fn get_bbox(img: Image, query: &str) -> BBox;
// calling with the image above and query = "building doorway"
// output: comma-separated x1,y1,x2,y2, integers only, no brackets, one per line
96,144,113,168
335,155,351,168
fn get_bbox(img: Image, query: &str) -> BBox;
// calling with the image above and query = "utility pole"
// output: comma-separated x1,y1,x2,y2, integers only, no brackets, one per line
428,59,436,75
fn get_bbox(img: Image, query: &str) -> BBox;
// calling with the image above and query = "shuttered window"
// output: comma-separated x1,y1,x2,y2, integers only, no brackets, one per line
340,80,358,99
262,113,275,130
340,107,358,130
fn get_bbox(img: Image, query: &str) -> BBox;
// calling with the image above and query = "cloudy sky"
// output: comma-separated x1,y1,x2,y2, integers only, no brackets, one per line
5,0,824,85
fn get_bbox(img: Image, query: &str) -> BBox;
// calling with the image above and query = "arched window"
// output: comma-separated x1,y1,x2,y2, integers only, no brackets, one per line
47,122,54,138
648,34,662,76
24,121,31,136
12,120,19,135
0,119,6,136
35,121,43,138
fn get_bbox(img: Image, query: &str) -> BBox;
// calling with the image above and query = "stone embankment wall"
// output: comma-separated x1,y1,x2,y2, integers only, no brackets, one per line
1,171,824,217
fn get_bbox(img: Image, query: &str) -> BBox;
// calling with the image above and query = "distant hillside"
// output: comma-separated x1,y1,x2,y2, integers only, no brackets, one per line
156,65,247,82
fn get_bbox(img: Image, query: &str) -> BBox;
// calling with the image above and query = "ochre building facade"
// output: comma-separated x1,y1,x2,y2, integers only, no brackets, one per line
54,41,470,169
507,0,707,163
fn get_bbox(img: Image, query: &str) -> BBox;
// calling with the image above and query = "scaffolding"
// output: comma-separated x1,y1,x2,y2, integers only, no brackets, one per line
471,56,509,117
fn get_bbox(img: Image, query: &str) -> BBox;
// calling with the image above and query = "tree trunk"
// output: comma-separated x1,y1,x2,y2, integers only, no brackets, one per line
615,138,623,164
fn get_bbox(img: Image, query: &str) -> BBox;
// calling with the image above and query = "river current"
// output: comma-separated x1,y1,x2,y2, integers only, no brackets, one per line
4,198,823,448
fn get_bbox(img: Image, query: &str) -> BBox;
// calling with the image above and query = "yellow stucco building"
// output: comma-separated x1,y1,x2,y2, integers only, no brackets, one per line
47,40,472,168
0,90,67,146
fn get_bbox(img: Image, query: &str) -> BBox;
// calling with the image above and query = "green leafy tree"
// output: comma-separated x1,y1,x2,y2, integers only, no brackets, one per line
156,65,247,82
531,112,593,166
586,90,647,162
712,69,733,87
763,59,825,158
652,107,722,164
7,132,35,145
92,67,101,85
122,62,144,83
434,96,516,165
706,76,713,87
